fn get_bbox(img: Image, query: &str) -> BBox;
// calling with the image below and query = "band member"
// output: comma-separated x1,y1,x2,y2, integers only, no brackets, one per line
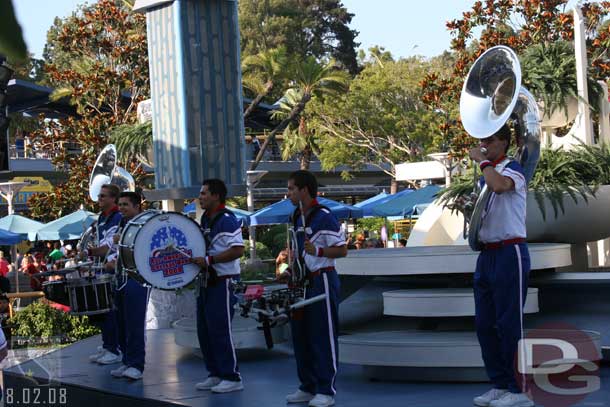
468,125,532,407
84,184,122,365
105,191,150,380
191,179,244,394
283,170,347,407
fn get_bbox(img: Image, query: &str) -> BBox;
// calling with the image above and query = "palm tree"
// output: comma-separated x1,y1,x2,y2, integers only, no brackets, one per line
250,57,350,170
241,47,288,120
108,121,153,167
273,88,316,170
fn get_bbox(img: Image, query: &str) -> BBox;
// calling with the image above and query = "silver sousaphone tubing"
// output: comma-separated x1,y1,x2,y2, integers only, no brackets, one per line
459,46,541,251
89,144,136,202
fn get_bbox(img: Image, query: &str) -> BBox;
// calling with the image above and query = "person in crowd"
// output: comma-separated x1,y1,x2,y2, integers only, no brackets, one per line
0,251,10,278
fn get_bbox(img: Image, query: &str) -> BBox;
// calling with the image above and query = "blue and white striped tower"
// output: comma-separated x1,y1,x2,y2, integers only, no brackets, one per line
135,0,246,201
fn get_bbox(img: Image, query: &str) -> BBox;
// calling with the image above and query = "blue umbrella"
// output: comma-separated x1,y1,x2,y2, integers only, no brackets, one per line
250,198,363,226
372,185,442,217
0,228,25,245
183,201,251,226
355,189,413,217
0,214,44,241
36,209,98,241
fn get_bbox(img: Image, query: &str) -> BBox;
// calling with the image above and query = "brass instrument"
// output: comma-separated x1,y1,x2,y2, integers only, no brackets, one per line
459,46,541,250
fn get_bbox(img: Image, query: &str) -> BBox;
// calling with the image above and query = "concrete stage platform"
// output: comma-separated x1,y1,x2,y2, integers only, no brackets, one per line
3,329,610,407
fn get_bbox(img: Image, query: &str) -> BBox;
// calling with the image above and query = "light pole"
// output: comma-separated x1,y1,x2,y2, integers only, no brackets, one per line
246,170,267,265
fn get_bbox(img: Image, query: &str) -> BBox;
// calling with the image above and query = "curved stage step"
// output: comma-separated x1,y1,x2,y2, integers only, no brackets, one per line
173,316,289,350
339,329,602,382
383,288,539,317
336,243,571,276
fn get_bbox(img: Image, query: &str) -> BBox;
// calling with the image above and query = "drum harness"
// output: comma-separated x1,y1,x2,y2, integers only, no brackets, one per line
237,201,330,349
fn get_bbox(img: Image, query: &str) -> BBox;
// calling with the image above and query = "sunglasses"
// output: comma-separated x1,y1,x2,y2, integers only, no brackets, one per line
98,194,109,198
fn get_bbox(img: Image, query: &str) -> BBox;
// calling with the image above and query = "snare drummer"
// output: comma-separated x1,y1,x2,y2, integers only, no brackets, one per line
105,191,150,381
84,184,122,366
191,179,245,394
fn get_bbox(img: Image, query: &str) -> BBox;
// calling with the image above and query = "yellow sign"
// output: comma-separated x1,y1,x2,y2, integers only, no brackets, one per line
0,177,54,205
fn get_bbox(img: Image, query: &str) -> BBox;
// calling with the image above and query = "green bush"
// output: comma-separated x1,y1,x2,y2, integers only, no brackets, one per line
241,240,272,260
11,301,100,345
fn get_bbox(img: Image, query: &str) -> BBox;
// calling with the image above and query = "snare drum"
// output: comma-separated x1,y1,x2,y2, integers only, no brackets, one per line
119,210,205,290
66,275,114,315
42,280,70,307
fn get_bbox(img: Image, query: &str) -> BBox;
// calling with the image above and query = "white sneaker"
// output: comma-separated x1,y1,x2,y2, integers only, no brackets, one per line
110,364,128,377
309,394,335,407
97,350,122,365
474,388,509,406
490,392,534,407
211,379,244,393
286,389,315,403
89,346,105,362
195,376,221,391
122,367,143,380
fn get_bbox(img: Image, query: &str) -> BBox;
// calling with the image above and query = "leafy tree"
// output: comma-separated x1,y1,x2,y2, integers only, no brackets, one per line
313,56,440,191
0,0,27,62
420,0,610,157
238,0,360,74
27,0,149,220
250,57,350,170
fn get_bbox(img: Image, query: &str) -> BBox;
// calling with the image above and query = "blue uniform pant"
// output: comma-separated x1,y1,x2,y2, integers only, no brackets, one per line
115,279,150,371
474,243,530,394
97,310,119,355
196,278,240,381
291,269,340,396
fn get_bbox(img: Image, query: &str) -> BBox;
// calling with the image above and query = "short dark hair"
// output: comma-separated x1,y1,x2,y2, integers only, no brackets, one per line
101,184,121,202
493,124,511,152
202,179,227,203
288,170,318,198
119,191,142,208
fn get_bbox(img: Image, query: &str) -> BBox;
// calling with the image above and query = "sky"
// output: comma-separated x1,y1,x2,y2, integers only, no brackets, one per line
13,0,479,61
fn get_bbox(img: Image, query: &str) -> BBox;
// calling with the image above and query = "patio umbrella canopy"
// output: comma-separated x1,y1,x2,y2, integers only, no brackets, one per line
372,185,442,218
250,198,363,226
0,214,44,241
0,228,25,245
355,189,414,217
183,202,251,226
36,209,98,241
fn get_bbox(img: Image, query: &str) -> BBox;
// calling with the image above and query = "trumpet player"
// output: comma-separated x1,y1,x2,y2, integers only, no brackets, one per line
284,170,347,407
468,125,533,407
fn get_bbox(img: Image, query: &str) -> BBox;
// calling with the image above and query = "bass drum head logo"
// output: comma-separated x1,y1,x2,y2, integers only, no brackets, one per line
515,322,601,407
148,226,192,278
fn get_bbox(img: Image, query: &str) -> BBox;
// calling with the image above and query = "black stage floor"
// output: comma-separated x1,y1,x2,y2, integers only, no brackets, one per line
3,329,609,407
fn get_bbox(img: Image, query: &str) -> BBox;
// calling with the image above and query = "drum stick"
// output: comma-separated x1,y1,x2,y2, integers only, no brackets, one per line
171,245,192,259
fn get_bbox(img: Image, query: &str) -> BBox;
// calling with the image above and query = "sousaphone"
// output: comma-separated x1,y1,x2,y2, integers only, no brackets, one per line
459,46,542,251
89,144,135,202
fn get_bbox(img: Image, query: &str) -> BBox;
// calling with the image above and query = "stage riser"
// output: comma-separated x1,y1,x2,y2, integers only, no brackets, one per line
2,373,177,407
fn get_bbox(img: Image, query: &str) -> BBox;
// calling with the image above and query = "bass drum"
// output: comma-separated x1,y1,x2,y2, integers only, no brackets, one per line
119,210,205,290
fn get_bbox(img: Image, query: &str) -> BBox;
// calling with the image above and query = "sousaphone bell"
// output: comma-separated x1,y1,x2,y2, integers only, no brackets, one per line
459,46,542,251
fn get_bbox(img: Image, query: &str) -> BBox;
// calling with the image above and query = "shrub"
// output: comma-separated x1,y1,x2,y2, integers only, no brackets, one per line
11,301,100,346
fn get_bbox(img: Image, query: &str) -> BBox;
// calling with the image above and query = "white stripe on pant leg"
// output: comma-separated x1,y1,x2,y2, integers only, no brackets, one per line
514,244,526,392
225,279,238,378
322,274,337,395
